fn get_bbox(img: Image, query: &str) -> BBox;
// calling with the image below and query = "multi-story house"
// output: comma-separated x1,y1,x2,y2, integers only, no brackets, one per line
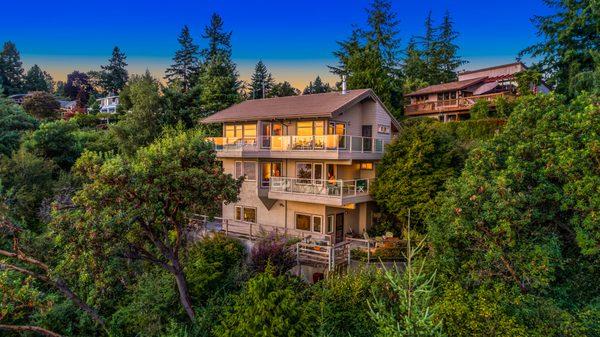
404,62,550,121
97,95,119,113
201,88,399,275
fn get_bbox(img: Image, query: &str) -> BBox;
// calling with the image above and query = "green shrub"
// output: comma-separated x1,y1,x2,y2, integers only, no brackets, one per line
184,234,247,305
110,268,182,337
310,269,381,337
469,100,491,119
215,270,315,337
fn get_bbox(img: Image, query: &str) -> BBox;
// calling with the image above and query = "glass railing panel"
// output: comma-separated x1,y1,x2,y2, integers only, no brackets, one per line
350,137,363,152
375,139,383,152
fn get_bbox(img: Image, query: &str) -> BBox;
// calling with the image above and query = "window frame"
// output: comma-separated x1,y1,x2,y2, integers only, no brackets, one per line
295,212,323,234
234,205,257,223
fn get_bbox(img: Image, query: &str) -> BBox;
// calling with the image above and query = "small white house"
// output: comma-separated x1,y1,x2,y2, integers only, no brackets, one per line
97,95,119,113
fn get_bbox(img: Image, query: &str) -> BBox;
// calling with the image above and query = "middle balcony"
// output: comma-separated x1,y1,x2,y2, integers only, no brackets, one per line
267,176,373,206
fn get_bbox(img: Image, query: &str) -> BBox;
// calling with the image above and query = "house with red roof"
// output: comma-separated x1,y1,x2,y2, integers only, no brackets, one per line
404,62,550,121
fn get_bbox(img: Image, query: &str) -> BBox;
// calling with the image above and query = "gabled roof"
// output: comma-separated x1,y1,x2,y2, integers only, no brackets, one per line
201,89,400,128
458,62,526,76
405,77,487,97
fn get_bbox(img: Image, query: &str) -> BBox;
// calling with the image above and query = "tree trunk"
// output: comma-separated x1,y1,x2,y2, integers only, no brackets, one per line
171,260,196,321
54,278,106,327
0,324,63,337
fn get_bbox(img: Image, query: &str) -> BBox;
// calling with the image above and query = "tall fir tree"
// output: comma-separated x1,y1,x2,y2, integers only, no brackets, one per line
520,0,599,94
100,46,129,94
249,60,275,99
270,81,299,97
329,0,403,116
197,13,241,119
420,11,441,85
303,76,332,94
23,65,53,92
0,41,24,95
436,11,467,83
165,25,200,92
402,38,429,92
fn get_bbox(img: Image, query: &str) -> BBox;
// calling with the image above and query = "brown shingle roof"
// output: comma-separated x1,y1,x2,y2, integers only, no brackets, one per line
404,77,487,97
202,89,376,123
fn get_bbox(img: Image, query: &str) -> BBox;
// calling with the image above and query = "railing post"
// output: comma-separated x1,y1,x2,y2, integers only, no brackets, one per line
296,243,301,276
354,180,357,196
249,222,253,240
367,240,371,266
331,245,335,271
225,219,229,236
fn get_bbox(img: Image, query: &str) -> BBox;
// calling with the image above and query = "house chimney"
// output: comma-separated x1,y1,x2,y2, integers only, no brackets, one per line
342,75,347,94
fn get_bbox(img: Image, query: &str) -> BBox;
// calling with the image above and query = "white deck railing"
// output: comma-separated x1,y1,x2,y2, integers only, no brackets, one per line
207,135,385,153
269,177,373,198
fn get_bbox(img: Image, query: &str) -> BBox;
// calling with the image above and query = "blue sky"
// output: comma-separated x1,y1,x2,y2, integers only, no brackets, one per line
0,0,553,88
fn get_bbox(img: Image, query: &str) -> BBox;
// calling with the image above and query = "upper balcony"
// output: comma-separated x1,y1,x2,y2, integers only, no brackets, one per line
207,135,387,160
405,92,514,117
268,177,373,206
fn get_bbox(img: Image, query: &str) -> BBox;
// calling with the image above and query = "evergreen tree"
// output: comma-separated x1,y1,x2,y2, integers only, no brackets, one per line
99,46,129,94
249,60,274,99
436,11,467,83
0,41,24,95
422,11,438,80
197,13,241,118
329,0,403,116
402,38,429,92
520,0,599,94
270,81,299,97
23,65,52,92
165,25,200,92
201,13,232,62
303,76,332,94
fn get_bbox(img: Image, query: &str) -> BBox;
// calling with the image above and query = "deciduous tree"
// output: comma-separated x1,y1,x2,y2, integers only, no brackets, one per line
0,99,38,156
21,91,61,121
67,130,242,321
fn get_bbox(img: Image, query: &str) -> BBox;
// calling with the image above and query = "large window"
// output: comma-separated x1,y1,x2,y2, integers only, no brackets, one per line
295,213,323,233
235,205,257,223
235,161,257,180
224,123,257,139
437,91,457,101
296,162,323,183
328,122,347,149
297,121,313,136
261,162,282,188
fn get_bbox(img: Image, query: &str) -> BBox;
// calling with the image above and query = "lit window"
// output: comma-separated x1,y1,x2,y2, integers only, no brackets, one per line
243,207,257,223
360,162,373,170
235,206,256,223
295,213,323,233
296,214,311,231
297,121,313,136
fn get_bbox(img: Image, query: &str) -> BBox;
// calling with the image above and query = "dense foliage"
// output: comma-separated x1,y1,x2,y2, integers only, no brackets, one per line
1,1,599,336
428,93,600,336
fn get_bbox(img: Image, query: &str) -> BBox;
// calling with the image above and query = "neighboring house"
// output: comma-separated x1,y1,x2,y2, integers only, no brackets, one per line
97,95,119,113
201,88,399,276
58,100,78,118
404,62,550,121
